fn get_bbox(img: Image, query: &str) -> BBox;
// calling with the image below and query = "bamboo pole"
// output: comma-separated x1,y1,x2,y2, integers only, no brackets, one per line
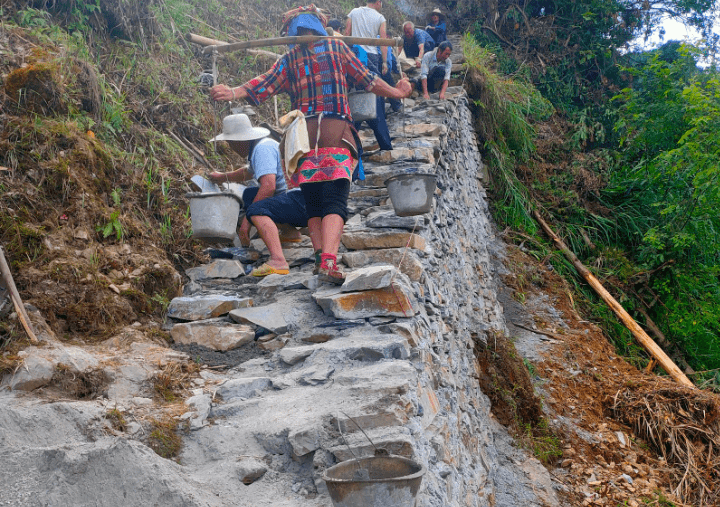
187,33,402,55
0,246,38,344
532,210,695,388
187,33,283,61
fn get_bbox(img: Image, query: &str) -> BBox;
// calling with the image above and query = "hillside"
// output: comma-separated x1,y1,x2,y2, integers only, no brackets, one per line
1,1,720,506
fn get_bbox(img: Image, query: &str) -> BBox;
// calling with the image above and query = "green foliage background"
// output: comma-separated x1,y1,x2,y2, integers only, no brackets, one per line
467,0,720,383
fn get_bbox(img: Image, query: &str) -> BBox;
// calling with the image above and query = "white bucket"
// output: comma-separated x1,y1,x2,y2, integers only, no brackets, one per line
348,91,377,122
187,192,242,243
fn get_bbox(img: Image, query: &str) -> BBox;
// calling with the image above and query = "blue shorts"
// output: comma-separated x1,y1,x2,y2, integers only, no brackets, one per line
244,189,309,227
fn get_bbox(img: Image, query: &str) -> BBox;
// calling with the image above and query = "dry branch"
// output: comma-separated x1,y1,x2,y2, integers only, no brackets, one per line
609,385,720,505
532,210,694,388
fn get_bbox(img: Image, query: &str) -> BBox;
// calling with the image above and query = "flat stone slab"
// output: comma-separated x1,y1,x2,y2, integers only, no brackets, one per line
310,331,411,362
341,229,425,251
214,377,272,402
328,427,415,461
341,248,424,281
400,123,448,138
185,260,245,281
278,333,410,366
170,321,254,351
278,346,315,366
365,209,427,231
314,284,418,319
341,265,397,292
333,361,416,386
256,272,312,297
368,147,434,164
2,344,100,391
229,304,289,334
167,295,253,321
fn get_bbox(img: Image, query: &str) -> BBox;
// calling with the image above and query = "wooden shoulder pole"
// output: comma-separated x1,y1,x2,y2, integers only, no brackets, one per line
532,210,694,388
187,33,402,55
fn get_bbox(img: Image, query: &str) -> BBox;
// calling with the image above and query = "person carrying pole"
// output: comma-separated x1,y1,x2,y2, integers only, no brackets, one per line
210,4,412,284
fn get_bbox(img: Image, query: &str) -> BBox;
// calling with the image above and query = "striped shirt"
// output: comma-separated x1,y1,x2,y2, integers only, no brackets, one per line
242,38,377,121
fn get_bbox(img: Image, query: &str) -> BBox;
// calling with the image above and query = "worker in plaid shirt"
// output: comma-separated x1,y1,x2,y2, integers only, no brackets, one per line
211,4,411,284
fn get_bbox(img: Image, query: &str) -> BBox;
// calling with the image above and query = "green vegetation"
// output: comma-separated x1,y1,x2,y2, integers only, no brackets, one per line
0,0,282,339
467,1,720,382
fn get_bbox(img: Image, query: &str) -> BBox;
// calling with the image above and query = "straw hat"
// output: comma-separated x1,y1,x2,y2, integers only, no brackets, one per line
429,8,445,20
209,114,269,142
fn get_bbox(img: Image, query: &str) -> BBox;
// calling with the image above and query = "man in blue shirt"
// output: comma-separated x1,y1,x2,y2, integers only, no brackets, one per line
402,21,434,67
425,8,446,45
208,114,318,276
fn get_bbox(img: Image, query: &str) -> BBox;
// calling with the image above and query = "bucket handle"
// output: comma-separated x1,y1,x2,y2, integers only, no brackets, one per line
340,411,379,453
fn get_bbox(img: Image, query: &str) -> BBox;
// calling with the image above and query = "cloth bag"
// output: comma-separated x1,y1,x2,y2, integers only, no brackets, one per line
279,110,310,179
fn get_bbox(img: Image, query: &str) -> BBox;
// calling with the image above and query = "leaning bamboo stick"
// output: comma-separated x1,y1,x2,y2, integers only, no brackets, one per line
532,210,694,388
0,246,38,344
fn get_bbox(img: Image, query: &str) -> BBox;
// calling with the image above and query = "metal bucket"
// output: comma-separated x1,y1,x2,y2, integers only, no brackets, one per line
323,452,426,507
384,173,437,217
348,91,377,122
187,192,242,243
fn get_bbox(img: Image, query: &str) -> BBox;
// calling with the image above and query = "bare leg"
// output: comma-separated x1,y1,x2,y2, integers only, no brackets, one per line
250,216,289,270
308,217,323,251
307,223,321,252
321,214,345,256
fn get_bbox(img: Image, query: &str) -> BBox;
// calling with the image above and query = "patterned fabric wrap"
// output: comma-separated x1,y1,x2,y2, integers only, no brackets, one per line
291,147,353,185
242,38,376,120
281,4,328,36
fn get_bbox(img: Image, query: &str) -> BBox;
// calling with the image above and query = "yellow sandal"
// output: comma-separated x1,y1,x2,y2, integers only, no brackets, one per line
251,263,290,277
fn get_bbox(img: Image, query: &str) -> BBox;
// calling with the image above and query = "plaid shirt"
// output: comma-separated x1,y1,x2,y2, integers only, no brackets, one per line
242,39,377,120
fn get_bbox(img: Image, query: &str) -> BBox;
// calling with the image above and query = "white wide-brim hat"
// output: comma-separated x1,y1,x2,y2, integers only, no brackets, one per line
209,113,270,142
430,8,445,19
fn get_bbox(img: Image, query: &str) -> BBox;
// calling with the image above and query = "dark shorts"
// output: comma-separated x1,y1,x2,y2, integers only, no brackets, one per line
241,187,259,209
244,189,309,227
300,179,350,222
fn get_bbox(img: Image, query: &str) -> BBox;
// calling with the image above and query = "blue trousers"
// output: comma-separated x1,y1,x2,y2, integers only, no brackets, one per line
354,52,392,151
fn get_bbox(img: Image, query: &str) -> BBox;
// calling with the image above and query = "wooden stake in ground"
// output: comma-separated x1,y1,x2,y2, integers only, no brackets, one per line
0,246,38,344
532,210,694,388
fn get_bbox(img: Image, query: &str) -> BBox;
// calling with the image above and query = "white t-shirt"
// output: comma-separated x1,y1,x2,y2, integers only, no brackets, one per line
347,6,385,55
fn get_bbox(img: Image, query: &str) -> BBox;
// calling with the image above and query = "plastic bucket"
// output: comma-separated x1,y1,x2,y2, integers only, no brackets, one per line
384,173,437,217
348,91,377,122
323,454,425,507
187,192,242,243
